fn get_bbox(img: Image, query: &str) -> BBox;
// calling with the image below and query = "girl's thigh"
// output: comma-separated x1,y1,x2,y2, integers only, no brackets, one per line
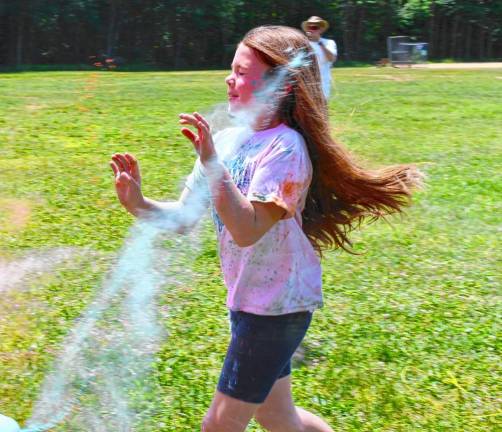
217,311,312,404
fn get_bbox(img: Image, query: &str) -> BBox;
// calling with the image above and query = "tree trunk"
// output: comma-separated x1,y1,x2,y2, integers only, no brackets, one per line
107,0,119,56
16,10,24,66
341,1,355,61
478,27,485,59
465,22,472,59
174,15,184,69
429,3,439,58
355,6,366,60
440,15,448,58
487,29,493,59
450,14,459,58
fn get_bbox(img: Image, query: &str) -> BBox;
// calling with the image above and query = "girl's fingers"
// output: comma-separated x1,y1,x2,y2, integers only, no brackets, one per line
180,113,213,158
195,121,211,147
124,153,137,166
196,122,206,143
193,112,210,129
114,153,131,172
179,117,202,136
111,156,125,173
182,113,210,137
180,113,210,130
110,161,119,177
181,127,197,144
116,171,133,187
197,120,210,136
112,154,128,173
124,153,140,178
118,171,130,181
180,115,205,137
179,113,200,127
192,113,211,140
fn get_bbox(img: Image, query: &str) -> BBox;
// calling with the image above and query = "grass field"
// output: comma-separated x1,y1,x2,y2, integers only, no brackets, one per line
0,67,500,431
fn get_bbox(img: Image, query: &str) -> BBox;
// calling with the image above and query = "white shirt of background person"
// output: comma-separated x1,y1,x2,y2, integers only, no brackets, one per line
302,16,337,99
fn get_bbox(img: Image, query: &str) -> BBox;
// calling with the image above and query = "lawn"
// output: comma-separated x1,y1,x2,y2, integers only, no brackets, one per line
0,67,500,431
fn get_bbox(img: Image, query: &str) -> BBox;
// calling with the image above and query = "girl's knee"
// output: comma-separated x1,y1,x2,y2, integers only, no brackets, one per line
201,414,220,432
201,415,210,432
255,410,304,432
202,412,249,432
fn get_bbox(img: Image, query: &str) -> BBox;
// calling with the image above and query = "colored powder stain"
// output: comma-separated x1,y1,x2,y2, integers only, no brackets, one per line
282,181,300,198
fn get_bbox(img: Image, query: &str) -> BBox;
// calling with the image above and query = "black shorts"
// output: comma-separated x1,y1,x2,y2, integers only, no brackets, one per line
217,310,312,404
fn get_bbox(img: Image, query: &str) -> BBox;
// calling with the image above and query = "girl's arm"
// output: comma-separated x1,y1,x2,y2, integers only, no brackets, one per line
179,113,285,247
110,153,206,233
208,165,286,246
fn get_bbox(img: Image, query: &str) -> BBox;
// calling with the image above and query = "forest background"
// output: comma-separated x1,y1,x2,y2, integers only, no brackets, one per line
1,0,502,70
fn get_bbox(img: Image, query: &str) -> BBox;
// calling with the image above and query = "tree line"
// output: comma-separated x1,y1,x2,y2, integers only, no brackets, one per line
1,0,501,69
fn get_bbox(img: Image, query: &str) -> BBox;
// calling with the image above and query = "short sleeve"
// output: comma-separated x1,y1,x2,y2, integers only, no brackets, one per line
247,132,312,218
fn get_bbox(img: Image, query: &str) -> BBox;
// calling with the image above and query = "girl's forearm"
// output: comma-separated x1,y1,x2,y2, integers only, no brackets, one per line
128,197,192,233
142,197,182,214
138,187,208,233
126,196,180,219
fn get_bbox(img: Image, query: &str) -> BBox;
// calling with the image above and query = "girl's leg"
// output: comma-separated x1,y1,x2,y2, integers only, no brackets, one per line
254,375,333,432
202,390,259,432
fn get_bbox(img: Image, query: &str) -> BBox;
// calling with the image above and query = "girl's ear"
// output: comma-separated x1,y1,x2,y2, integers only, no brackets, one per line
285,83,293,94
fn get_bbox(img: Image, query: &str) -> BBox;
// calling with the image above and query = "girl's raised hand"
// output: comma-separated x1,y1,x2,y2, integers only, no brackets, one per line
179,112,216,165
110,153,145,213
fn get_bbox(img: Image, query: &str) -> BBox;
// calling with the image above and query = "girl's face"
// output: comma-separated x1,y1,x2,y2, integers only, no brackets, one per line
225,43,271,112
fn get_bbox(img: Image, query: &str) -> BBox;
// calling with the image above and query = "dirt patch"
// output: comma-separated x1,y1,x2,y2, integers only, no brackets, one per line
367,74,415,82
26,104,47,111
413,62,502,70
0,198,32,232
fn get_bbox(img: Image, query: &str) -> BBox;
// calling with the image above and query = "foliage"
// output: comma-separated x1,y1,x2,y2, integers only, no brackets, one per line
0,0,501,68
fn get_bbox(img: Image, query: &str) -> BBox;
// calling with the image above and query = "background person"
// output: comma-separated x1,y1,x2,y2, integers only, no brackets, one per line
302,16,337,99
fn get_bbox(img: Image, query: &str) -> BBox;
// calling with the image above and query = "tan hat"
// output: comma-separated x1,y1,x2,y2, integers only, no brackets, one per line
301,16,329,33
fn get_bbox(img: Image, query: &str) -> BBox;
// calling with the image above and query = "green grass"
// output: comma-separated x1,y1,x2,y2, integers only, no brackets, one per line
0,67,501,431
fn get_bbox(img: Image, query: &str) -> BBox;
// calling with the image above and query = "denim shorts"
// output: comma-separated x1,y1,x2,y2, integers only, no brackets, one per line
217,310,312,404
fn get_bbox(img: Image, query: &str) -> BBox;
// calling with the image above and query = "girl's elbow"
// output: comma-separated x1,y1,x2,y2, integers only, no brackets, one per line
232,232,262,248
234,238,254,248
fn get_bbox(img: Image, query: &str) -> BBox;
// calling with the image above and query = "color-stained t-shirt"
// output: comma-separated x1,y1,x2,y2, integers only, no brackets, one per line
186,123,322,315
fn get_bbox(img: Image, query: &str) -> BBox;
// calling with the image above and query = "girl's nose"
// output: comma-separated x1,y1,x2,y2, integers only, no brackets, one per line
225,74,235,87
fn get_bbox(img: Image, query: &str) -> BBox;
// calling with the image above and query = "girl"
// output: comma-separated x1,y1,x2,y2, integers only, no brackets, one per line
110,26,421,432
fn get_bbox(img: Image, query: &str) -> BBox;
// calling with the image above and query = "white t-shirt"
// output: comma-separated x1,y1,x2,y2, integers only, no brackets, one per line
186,123,323,315
309,37,337,99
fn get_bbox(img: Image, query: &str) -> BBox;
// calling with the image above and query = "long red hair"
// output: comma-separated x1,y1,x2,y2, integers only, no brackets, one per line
242,25,423,254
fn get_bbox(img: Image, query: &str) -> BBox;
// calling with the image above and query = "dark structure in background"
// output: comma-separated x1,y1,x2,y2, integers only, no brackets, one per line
0,0,501,69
